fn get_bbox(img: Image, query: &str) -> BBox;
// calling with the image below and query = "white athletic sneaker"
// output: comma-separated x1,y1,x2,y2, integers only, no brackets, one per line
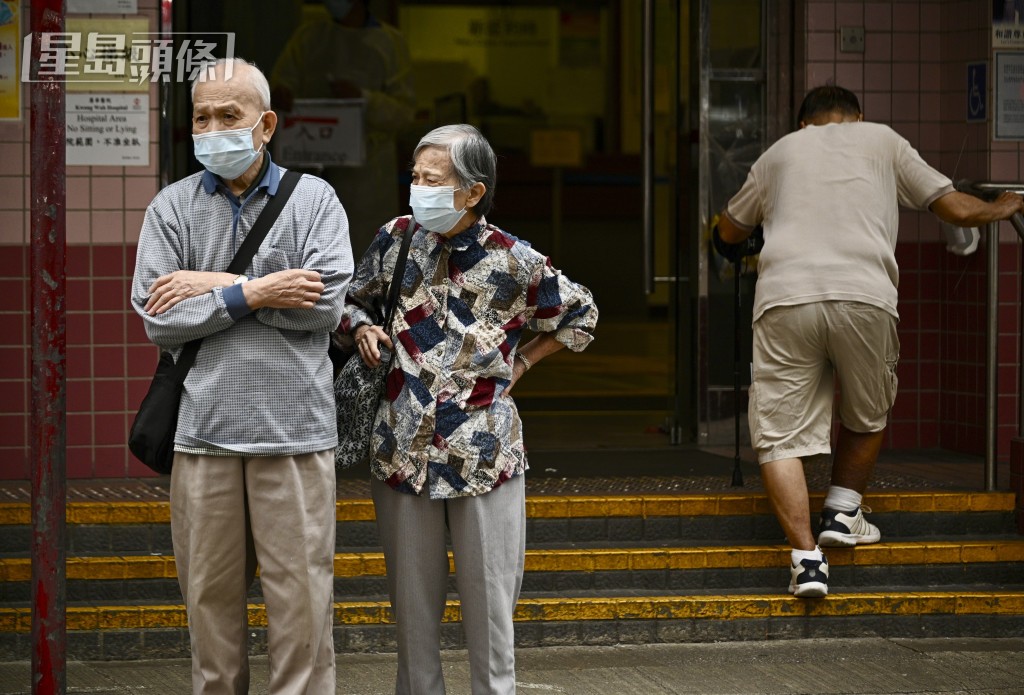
788,552,829,598
817,506,882,547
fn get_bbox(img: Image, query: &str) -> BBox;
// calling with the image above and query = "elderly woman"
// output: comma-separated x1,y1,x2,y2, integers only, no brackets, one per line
341,124,598,695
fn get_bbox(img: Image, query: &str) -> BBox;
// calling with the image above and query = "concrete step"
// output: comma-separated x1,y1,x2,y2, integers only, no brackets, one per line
2,539,1022,602
0,491,1016,554
3,490,1020,659
3,590,1024,660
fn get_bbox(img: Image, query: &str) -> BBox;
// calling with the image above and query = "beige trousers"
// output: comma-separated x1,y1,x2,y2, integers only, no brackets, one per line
170,451,337,695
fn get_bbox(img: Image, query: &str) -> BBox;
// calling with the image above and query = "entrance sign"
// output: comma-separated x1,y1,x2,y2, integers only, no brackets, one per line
275,99,366,168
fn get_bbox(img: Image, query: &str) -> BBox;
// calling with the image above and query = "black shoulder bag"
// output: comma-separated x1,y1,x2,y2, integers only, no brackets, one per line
129,170,302,474
334,218,415,471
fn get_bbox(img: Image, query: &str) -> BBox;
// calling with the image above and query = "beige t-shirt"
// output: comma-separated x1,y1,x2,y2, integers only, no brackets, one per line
726,121,953,321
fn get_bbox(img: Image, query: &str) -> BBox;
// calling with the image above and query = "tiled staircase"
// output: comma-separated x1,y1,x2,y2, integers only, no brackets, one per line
1,488,1023,660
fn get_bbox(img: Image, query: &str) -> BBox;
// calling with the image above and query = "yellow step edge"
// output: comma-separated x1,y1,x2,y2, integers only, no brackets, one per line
2,591,1023,632
0,491,1014,526
3,540,1023,582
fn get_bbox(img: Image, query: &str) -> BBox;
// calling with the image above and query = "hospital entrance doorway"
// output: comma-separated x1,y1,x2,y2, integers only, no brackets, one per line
168,0,772,475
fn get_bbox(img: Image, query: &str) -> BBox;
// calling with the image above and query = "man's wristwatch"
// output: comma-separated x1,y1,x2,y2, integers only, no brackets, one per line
233,274,249,285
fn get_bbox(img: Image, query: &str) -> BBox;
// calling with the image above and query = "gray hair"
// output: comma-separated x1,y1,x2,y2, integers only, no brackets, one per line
190,57,271,112
414,124,497,218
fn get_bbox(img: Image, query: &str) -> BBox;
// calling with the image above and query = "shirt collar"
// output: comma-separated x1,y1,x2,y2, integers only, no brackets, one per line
430,217,488,251
201,151,281,197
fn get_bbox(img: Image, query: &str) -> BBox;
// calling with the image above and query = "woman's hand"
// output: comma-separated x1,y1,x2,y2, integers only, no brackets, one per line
504,354,531,395
354,324,394,367
145,271,236,315
504,336,567,396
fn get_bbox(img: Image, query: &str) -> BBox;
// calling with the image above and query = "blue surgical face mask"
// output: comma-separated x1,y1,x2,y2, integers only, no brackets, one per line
192,113,266,180
325,0,354,21
409,184,469,234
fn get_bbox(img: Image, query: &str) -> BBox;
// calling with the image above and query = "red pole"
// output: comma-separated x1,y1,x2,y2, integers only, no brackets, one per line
29,2,66,693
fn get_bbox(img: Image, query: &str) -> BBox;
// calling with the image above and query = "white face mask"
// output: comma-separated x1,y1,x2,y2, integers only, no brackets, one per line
409,184,469,234
192,113,266,180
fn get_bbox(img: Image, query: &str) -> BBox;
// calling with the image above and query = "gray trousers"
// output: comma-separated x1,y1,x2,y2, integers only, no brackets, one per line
371,475,527,695
171,451,337,695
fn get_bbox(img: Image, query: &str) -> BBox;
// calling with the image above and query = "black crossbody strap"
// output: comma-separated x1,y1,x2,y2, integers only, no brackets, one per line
226,169,302,275
173,169,303,379
382,216,416,334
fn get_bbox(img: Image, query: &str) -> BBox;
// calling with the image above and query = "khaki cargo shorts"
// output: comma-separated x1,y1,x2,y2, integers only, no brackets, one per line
748,301,899,465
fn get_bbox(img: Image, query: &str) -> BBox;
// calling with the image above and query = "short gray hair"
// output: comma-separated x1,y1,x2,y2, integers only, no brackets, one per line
414,124,497,217
190,58,271,112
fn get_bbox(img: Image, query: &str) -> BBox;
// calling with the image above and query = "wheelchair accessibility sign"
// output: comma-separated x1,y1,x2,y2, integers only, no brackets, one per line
968,61,987,123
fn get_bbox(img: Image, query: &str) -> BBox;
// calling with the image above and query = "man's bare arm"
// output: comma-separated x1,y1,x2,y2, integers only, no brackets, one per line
717,212,754,244
929,191,1024,227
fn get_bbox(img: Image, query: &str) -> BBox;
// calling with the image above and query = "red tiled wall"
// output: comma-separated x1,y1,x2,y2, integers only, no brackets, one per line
0,0,162,479
0,247,28,477
0,244,159,480
800,0,1023,461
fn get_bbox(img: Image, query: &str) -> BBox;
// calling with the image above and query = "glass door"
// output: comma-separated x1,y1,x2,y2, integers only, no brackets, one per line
394,0,686,465
697,0,772,455
166,0,774,473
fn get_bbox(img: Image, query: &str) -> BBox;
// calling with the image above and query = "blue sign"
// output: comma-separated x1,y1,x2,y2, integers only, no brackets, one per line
968,61,987,123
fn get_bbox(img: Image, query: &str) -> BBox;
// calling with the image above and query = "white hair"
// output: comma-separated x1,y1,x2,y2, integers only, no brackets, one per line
414,124,497,217
190,57,271,111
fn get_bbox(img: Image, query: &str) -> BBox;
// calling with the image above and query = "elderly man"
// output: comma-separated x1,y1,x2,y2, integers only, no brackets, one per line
716,85,1024,598
130,58,352,693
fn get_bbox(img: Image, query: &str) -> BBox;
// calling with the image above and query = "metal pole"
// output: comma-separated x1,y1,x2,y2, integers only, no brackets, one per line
953,181,1024,491
551,167,562,263
986,222,998,491
641,0,654,294
732,260,743,486
29,2,67,693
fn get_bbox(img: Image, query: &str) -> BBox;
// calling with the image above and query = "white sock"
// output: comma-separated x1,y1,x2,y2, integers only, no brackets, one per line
824,485,862,512
791,546,824,565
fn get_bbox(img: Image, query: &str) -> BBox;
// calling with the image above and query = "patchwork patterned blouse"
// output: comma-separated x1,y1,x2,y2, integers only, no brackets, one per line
342,215,598,499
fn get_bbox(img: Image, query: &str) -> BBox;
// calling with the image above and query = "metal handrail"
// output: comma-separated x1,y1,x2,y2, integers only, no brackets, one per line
955,181,1024,240
952,181,1024,491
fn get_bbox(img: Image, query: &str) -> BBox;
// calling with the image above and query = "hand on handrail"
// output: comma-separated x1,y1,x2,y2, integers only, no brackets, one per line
952,180,1024,241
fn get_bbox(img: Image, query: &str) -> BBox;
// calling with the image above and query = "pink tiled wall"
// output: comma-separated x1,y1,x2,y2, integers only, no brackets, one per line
0,0,162,479
800,0,1022,460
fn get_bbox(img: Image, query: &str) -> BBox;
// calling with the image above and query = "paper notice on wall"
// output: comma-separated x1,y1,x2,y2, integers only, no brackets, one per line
994,52,1024,140
66,93,149,165
68,0,138,13
64,17,151,92
0,1,19,120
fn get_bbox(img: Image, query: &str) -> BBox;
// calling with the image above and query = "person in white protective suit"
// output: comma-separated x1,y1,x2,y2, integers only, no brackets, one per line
271,0,416,256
